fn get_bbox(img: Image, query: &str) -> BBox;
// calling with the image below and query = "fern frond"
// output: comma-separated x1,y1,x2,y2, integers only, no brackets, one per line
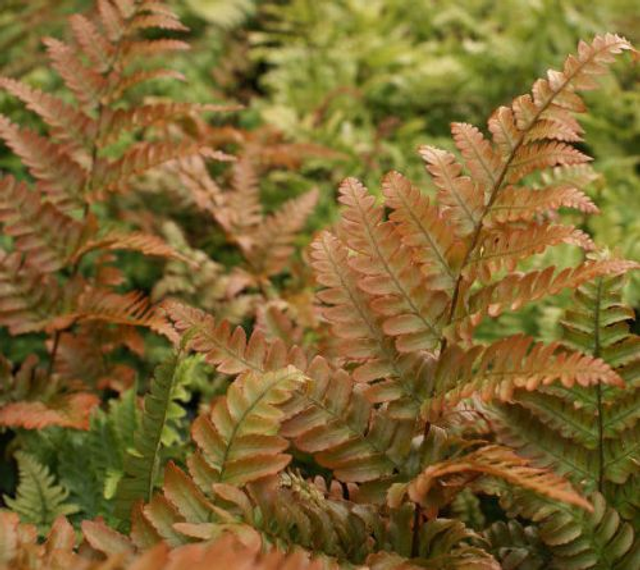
108,68,186,101
71,230,189,264
188,366,304,488
488,271,640,507
464,222,594,283
0,251,62,334
367,517,500,569
466,259,637,322
51,289,172,338
310,231,433,416
419,145,484,236
338,177,449,352
0,116,86,209
3,452,79,534
423,334,623,421
382,171,463,292
223,154,263,237
487,184,598,225
507,141,591,183
42,37,106,111
388,444,591,516
94,142,232,194
0,176,85,272
0,393,99,431
0,77,94,149
451,122,502,188
163,301,303,375
68,13,114,73
281,358,408,482
116,353,196,519
501,491,637,570
121,39,190,66
483,520,549,570
101,102,236,146
245,188,318,278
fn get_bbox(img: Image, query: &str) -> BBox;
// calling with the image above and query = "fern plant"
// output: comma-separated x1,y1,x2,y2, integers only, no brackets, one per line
113,34,638,568
2,452,78,535
116,351,199,521
0,0,231,427
484,272,639,568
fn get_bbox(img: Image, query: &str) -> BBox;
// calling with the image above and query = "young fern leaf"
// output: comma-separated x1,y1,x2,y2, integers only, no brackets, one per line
3,452,79,534
116,352,196,520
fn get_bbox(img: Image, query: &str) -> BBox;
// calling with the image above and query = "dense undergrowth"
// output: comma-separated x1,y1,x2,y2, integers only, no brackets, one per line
0,1,638,569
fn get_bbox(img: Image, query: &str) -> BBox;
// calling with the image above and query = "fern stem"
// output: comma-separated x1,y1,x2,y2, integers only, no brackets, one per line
593,277,605,492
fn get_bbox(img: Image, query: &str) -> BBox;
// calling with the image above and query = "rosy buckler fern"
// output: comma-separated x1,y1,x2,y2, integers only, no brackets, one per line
0,0,233,428
0,17,637,570
116,34,637,568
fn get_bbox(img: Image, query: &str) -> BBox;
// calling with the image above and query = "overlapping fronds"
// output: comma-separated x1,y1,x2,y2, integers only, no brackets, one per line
0,354,99,431
382,171,464,293
483,519,548,570
162,148,319,284
244,188,319,279
0,513,332,570
310,230,430,413
282,357,410,483
0,28,636,570
367,516,499,569
423,334,623,421
163,300,306,374
500,491,638,570
0,0,228,385
487,273,639,506
337,177,449,352
0,176,85,272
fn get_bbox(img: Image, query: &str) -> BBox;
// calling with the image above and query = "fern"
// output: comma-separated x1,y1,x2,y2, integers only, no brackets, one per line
0,0,228,417
0,14,637,569
0,354,99,430
116,352,197,520
151,34,636,568
2,452,79,535
485,273,640,567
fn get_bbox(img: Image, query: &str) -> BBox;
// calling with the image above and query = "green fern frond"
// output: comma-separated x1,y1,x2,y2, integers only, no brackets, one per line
116,352,197,521
2,452,78,534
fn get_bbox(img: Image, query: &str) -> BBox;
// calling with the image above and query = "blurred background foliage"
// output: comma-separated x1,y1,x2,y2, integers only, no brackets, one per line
1,0,638,340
